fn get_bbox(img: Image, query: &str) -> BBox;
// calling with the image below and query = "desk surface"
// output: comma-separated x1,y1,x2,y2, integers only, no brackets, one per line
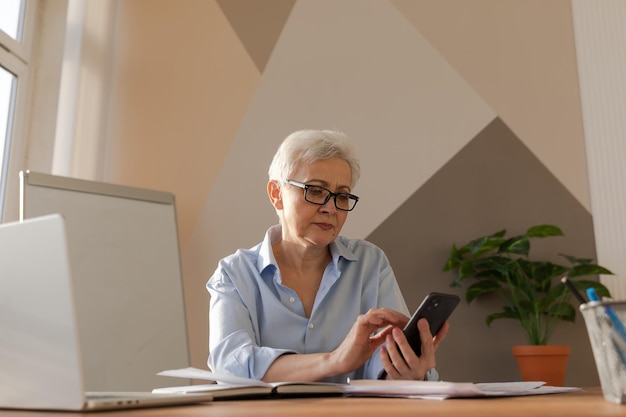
0,388,623,417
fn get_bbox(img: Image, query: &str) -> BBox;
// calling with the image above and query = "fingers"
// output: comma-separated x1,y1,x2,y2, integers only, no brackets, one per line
415,318,436,368
356,309,408,340
370,324,394,343
433,321,450,349
378,327,417,380
386,329,411,376
333,309,409,375
378,345,394,378
381,318,448,380
361,308,409,327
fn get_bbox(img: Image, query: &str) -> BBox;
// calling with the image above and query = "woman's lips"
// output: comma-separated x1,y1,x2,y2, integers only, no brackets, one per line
316,222,334,230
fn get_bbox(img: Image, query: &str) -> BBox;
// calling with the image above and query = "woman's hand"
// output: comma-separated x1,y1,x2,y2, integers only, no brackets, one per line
379,318,449,380
327,308,409,376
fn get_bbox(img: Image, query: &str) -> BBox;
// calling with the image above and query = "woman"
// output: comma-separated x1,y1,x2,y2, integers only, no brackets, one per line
207,129,449,383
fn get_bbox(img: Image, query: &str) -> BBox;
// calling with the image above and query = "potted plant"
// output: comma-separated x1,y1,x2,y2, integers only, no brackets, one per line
443,224,614,385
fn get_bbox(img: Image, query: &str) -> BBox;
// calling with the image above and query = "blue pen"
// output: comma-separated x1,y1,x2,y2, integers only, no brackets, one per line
587,288,626,366
586,288,626,337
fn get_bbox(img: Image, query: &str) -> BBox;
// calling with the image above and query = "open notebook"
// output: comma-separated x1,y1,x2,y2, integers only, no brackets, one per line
155,367,345,399
0,215,212,411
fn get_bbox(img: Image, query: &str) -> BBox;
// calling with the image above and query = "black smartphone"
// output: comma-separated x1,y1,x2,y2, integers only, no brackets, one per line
378,292,460,379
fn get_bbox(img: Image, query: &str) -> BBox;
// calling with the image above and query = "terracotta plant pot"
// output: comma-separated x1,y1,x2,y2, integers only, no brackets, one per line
512,345,570,386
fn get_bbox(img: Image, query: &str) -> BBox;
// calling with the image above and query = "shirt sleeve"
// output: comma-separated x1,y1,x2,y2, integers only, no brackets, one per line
207,265,295,379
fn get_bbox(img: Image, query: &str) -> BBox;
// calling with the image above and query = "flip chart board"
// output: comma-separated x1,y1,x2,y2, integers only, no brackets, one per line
19,170,190,391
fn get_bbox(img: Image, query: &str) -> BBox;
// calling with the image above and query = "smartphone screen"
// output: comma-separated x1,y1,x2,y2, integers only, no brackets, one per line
378,292,460,379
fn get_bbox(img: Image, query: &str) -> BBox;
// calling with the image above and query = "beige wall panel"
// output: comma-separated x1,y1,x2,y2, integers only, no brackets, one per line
393,0,591,211
106,0,260,368
106,0,260,248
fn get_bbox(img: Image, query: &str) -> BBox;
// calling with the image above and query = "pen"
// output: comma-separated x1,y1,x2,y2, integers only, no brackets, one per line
586,287,626,368
586,288,626,341
561,276,587,305
585,287,599,302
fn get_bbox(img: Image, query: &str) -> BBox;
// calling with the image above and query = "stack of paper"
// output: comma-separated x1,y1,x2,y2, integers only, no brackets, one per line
344,380,580,399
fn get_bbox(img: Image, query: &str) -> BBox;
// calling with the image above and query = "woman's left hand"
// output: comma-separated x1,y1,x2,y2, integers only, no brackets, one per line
379,318,449,380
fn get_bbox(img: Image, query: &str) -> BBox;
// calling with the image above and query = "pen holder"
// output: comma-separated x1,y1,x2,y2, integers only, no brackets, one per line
580,300,626,404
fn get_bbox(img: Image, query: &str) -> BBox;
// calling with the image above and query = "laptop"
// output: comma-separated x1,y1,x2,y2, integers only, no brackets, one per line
0,214,213,411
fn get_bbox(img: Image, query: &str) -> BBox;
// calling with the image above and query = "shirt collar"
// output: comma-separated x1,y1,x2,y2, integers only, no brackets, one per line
257,225,359,272
257,225,281,274
329,235,358,264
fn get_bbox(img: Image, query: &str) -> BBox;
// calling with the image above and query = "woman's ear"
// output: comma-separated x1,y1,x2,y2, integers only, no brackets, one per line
267,180,283,210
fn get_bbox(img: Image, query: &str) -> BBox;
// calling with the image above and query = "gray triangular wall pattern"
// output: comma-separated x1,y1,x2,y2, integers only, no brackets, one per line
367,117,598,385
217,0,296,72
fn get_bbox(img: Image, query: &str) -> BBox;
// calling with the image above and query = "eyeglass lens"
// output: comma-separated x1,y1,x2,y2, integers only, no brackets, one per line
305,186,357,211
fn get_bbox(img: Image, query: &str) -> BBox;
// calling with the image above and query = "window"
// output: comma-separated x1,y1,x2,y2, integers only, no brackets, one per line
0,68,17,213
0,0,30,221
0,0,26,40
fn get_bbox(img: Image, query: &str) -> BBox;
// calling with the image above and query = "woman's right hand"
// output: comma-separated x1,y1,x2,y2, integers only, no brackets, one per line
328,308,409,375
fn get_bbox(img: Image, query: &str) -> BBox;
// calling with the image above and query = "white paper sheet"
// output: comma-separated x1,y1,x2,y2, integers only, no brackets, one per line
345,380,581,399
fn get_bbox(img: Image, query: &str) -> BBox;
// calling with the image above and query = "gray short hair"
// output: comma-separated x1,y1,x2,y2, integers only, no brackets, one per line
268,130,361,188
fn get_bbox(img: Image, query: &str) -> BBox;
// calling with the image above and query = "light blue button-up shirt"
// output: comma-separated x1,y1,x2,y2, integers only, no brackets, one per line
207,225,409,383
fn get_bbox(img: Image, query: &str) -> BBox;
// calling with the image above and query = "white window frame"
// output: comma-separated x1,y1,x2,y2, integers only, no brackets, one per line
0,0,37,222
0,0,33,63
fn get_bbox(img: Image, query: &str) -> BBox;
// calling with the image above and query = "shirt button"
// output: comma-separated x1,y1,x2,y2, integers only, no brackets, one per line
308,323,314,329
289,297,295,303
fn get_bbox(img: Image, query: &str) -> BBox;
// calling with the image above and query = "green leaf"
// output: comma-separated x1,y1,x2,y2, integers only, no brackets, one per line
517,260,567,291
559,253,593,265
514,300,535,313
498,236,529,255
570,279,612,298
505,269,535,297
568,264,614,278
450,259,477,287
474,256,515,274
458,259,477,279
467,236,485,254
450,268,463,288
547,302,576,322
468,237,500,257
443,244,469,271
465,230,507,257
541,284,569,308
486,310,520,325
474,269,510,283
466,281,501,303
526,225,564,238
443,259,456,272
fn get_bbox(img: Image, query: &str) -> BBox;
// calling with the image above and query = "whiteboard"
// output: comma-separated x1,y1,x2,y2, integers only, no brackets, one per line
19,171,190,391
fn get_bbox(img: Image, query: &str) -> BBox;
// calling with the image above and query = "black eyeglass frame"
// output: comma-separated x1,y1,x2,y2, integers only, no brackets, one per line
286,180,359,211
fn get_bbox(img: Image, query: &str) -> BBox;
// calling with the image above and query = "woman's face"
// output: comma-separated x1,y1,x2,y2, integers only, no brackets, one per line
271,157,353,249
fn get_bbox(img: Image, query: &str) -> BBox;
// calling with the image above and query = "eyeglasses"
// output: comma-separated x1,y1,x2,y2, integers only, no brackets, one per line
286,180,359,211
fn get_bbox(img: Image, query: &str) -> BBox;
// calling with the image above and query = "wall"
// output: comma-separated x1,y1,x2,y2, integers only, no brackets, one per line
102,0,606,385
